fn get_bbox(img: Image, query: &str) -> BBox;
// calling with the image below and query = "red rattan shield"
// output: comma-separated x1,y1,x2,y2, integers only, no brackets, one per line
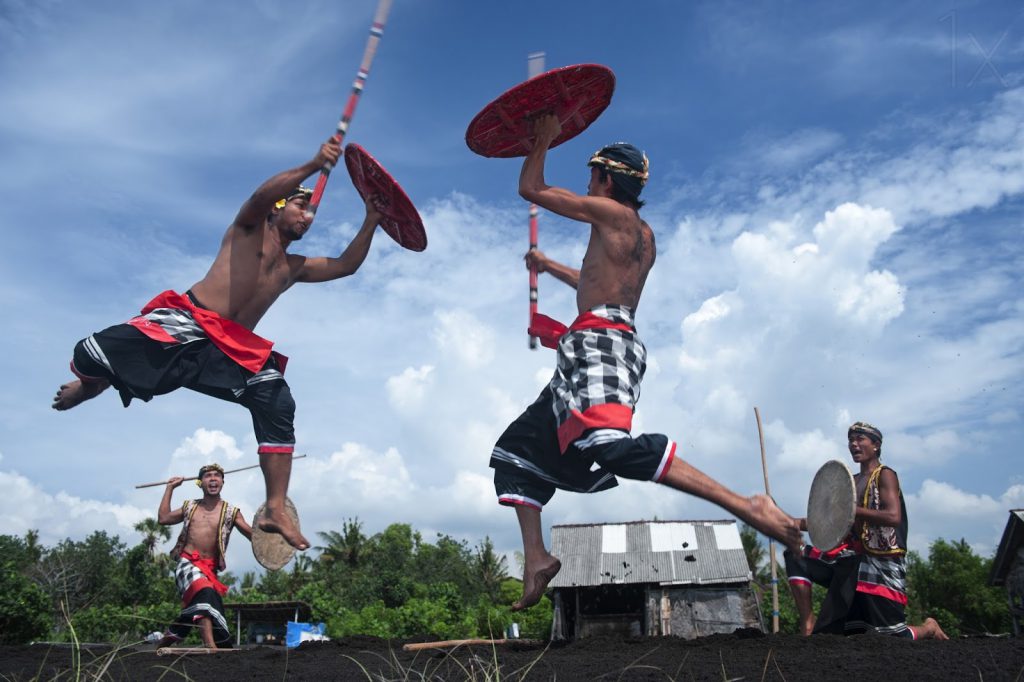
344,143,427,252
465,64,615,158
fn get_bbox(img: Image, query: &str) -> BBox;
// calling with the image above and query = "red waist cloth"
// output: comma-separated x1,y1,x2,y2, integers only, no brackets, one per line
528,311,634,349
180,551,229,606
128,290,286,374
530,310,639,452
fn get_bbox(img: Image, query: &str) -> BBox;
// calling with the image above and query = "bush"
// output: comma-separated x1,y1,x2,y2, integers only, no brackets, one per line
0,560,50,644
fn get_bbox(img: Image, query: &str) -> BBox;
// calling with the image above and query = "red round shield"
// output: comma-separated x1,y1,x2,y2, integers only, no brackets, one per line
344,143,427,252
465,64,615,158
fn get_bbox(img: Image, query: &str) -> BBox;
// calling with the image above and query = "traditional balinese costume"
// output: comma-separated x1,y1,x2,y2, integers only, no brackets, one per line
785,423,915,638
68,289,295,456
161,497,240,646
490,144,672,510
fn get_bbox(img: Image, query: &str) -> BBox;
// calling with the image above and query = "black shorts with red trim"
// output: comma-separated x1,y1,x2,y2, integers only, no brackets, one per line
489,386,675,510
70,323,295,453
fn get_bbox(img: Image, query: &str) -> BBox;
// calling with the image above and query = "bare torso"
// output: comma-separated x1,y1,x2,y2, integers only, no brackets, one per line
182,501,225,557
576,207,656,313
189,222,300,330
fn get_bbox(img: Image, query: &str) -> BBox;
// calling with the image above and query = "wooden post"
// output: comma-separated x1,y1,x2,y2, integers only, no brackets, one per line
754,406,780,634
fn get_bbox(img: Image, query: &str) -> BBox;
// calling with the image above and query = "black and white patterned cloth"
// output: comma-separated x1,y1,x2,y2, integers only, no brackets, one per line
549,305,646,452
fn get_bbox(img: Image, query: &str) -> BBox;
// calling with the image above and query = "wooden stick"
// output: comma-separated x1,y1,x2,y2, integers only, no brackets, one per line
754,407,780,634
402,638,509,652
156,647,239,656
134,454,307,489
305,0,394,222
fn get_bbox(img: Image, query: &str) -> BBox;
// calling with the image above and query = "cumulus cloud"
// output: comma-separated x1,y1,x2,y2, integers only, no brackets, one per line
386,365,436,413
432,309,498,369
0,469,150,548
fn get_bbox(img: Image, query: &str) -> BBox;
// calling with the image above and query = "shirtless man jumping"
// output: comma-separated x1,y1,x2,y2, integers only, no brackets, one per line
156,464,251,648
488,114,803,611
53,138,384,551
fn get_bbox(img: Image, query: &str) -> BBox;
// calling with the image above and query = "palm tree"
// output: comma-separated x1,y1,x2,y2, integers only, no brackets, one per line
474,536,508,601
134,517,171,559
316,517,366,567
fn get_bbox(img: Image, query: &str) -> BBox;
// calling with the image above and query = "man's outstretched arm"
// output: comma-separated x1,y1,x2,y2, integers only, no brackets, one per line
525,249,579,289
233,138,342,230
291,196,383,283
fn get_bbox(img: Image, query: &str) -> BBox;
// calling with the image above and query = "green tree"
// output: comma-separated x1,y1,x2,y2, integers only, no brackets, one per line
906,538,1010,636
31,531,129,628
316,517,366,568
473,536,508,602
0,558,50,644
133,517,171,559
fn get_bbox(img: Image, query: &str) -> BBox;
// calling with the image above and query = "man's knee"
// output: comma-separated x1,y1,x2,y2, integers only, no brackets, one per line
71,336,113,381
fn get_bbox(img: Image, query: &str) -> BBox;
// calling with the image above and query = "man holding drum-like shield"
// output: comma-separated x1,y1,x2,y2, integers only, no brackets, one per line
784,422,948,639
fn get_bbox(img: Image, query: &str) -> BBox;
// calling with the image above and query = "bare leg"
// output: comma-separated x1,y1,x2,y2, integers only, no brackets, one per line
511,504,561,612
910,617,949,640
787,580,816,635
257,453,309,550
659,458,803,552
198,618,216,648
52,378,110,411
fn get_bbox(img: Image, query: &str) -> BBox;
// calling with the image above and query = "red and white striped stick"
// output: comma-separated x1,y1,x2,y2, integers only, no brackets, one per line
304,0,394,222
527,51,545,350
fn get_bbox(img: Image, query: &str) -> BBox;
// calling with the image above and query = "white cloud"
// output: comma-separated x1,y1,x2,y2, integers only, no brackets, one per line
386,365,435,412
432,309,498,368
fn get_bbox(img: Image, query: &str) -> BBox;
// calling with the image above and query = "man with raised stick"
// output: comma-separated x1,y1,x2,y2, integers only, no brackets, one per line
490,113,804,611
156,463,251,649
53,138,384,552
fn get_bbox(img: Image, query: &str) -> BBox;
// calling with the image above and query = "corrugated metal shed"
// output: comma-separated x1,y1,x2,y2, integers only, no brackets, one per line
549,519,751,588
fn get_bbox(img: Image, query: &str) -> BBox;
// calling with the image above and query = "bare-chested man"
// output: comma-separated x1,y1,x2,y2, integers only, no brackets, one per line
488,114,803,611
53,138,384,550
156,464,252,648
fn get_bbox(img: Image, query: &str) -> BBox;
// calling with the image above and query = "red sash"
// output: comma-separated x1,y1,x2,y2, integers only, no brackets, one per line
180,551,229,606
128,290,286,374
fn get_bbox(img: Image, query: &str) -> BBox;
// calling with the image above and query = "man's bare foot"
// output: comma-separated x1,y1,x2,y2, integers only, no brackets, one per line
52,378,109,411
747,495,804,553
512,556,561,611
800,614,816,636
915,617,950,640
257,504,310,550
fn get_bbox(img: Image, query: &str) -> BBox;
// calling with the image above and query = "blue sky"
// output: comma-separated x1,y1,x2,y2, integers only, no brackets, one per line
1,0,1022,577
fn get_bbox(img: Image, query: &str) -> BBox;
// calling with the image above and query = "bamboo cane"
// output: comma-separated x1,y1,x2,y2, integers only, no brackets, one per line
754,406,780,634
304,0,394,222
526,51,544,350
402,638,539,651
134,454,307,489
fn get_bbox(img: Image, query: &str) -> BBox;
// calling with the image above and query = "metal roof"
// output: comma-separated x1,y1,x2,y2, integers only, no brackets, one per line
548,519,752,588
989,510,1024,586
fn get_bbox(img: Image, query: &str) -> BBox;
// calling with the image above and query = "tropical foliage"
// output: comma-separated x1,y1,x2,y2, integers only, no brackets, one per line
0,518,551,645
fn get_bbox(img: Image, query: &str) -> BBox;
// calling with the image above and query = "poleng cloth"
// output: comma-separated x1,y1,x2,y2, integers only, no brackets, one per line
176,552,228,606
127,290,287,375
538,305,645,453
